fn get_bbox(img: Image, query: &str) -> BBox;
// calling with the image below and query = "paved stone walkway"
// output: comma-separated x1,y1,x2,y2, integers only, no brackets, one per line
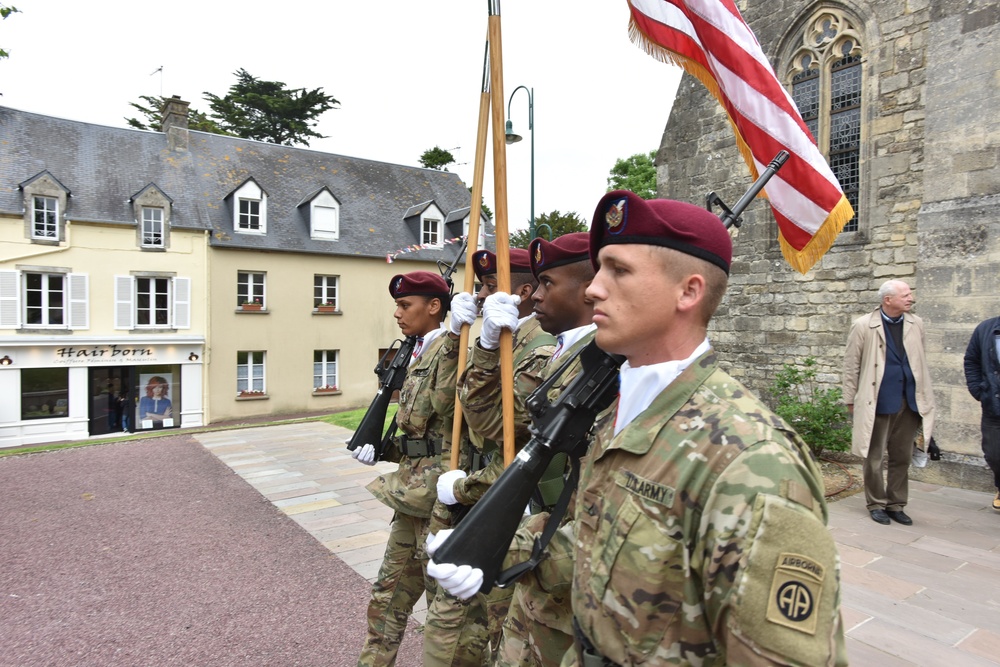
194,421,1000,665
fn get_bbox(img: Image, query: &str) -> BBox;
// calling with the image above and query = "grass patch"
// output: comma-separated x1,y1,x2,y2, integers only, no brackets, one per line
324,404,398,431
0,413,337,459
0,405,399,459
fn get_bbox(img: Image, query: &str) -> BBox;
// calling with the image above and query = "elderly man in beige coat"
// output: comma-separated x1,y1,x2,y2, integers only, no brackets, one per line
844,280,935,526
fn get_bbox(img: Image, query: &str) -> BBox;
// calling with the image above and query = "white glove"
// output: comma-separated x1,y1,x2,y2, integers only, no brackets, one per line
437,469,468,505
428,561,484,600
480,293,521,350
351,443,376,465
425,528,452,557
426,530,484,600
449,292,478,335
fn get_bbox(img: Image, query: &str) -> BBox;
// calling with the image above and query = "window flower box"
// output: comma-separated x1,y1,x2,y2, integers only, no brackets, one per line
316,304,337,313
241,299,263,311
237,389,267,399
313,385,339,394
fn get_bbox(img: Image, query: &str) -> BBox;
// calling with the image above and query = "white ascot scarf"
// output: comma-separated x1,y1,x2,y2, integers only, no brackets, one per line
614,338,711,436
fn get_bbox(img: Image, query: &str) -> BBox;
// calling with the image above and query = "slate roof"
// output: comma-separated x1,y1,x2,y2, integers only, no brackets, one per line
0,106,489,263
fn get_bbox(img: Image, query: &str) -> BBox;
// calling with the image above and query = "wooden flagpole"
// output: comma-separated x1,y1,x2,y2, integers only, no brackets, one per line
487,0,517,467
450,37,491,471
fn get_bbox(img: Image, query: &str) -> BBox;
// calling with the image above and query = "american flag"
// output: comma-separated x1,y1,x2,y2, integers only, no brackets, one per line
627,0,854,273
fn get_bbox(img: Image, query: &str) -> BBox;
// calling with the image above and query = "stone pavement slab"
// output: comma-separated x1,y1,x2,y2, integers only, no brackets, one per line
196,421,1000,666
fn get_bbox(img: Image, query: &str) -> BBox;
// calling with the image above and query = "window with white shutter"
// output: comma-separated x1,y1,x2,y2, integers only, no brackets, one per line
173,277,191,329
114,276,135,330
0,271,20,328
67,273,89,329
115,275,191,330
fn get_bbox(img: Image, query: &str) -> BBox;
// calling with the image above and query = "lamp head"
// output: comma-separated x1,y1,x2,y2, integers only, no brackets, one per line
505,119,522,145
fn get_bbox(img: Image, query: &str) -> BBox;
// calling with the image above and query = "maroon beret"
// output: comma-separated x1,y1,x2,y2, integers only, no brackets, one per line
389,271,450,300
471,248,533,280
589,190,732,274
529,232,591,278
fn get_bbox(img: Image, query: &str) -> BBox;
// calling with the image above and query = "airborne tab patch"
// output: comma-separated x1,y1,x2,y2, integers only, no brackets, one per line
616,470,674,507
766,552,824,635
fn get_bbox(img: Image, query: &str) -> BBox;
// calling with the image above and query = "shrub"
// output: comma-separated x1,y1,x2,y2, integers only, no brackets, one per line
768,357,851,456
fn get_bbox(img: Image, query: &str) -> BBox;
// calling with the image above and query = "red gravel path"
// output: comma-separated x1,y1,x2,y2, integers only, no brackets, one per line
0,436,422,666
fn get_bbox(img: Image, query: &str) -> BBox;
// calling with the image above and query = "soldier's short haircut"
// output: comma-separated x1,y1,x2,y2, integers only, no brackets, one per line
510,272,539,292
652,246,728,325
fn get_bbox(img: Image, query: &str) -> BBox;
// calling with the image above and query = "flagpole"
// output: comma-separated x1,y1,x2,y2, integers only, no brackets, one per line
450,37,491,471
487,0,517,467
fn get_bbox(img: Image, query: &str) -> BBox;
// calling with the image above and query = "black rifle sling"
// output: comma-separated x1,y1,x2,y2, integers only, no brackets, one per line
494,450,581,589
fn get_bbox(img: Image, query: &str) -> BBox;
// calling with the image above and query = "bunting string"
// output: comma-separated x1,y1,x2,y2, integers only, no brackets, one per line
386,235,468,263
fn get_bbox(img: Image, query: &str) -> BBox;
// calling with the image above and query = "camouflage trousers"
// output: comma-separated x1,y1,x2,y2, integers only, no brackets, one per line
423,583,490,666
494,584,574,667
357,512,434,667
482,583,514,660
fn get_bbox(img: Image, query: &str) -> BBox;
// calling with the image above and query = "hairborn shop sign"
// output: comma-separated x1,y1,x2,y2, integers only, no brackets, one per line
52,344,159,365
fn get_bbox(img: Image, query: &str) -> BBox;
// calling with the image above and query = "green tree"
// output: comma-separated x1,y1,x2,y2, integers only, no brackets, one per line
1,4,20,62
126,70,338,147
607,150,657,200
509,210,586,249
203,69,339,146
420,146,456,170
125,95,227,134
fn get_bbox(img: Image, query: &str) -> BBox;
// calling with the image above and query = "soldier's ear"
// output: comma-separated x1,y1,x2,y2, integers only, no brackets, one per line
676,274,706,314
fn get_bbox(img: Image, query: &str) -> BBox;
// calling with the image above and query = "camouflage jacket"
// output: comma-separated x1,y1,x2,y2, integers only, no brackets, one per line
453,316,556,505
494,329,599,636
568,350,847,667
366,331,459,519
458,316,557,446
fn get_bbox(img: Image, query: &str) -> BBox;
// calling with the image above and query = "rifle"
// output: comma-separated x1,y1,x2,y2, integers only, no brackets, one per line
346,336,416,458
437,235,468,295
431,151,790,593
346,237,468,460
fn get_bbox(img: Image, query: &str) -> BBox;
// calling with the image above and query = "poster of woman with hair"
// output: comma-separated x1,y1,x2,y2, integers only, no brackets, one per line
138,374,174,429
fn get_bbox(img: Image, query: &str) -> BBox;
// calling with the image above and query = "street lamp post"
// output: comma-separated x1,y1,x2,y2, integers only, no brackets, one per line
505,85,538,241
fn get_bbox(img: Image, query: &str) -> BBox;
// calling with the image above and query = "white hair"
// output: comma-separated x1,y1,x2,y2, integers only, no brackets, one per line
878,280,905,301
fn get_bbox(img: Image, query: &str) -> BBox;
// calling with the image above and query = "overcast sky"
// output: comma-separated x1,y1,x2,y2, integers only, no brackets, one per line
0,0,682,236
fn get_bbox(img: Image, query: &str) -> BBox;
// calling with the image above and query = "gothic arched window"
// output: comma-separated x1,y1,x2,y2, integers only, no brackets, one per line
787,10,862,232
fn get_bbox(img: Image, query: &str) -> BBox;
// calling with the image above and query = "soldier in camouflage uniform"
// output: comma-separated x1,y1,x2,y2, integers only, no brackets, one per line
565,191,847,665
354,271,460,667
430,233,597,667
423,248,554,667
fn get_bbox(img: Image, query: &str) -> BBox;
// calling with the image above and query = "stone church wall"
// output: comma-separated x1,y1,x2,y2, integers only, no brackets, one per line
656,0,1000,457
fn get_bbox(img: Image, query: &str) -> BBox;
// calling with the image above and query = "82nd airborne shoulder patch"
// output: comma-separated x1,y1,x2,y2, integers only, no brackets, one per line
765,552,825,635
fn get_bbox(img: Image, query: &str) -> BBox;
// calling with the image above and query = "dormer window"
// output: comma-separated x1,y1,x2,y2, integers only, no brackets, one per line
403,201,446,247
20,171,70,244
33,196,59,239
303,189,340,241
422,217,441,247
142,207,165,247
130,183,172,250
232,179,267,235
239,198,262,231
